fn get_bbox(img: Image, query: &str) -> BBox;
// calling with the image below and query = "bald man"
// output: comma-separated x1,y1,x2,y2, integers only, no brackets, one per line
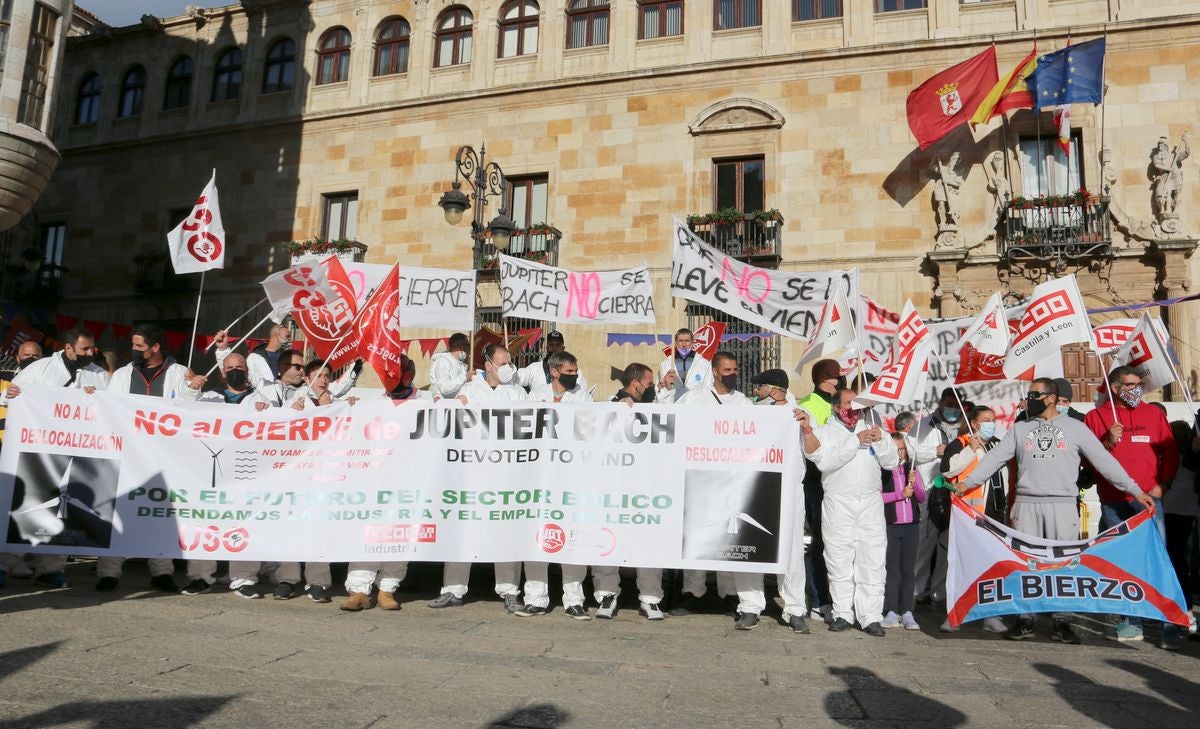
215,324,291,392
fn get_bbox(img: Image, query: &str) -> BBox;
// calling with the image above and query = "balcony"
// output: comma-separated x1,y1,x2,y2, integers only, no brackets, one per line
686,212,783,267
134,254,197,295
999,195,1111,262
0,263,67,303
476,225,561,273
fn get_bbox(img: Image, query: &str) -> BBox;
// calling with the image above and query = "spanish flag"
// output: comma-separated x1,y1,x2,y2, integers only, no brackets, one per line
970,48,1037,127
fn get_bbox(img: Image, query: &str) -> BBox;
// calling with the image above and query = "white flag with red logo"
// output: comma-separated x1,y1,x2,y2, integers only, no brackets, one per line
260,257,344,322
1111,314,1176,392
660,321,726,360
890,300,930,362
796,284,855,369
1003,275,1092,379
957,292,1009,357
355,263,405,391
854,336,934,408
838,347,883,378
1091,318,1172,356
167,171,225,274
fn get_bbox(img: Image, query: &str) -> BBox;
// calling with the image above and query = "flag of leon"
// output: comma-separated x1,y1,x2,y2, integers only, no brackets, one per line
906,46,998,149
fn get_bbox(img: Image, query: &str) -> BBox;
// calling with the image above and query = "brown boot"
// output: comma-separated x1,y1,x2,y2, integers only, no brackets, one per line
377,591,401,611
340,592,372,611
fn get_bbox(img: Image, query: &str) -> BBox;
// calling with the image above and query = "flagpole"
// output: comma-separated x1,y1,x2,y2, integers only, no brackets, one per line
1093,350,1120,427
1099,25,1108,187
205,297,270,351
203,311,274,378
186,270,205,370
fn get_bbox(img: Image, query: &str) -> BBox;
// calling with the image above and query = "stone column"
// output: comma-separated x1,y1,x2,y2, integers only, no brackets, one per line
1154,240,1198,400
925,249,968,318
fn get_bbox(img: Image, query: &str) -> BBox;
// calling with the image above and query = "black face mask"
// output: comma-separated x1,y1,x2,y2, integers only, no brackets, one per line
71,354,95,370
225,369,249,390
558,374,579,391
130,350,146,368
17,356,38,370
720,373,738,391
1026,397,1049,418
640,385,656,403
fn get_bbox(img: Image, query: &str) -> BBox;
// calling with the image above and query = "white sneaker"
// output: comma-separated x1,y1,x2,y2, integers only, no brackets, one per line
881,611,901,629
983,617,1008,633
940,618,958,633
901,611,921,630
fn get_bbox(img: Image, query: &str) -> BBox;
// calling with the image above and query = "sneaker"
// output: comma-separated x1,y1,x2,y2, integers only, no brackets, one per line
9,563,33,579
669,593,702,617
377,591,401,611
1109,620,1144,642
722,595,740,617
1005,619,1036,641
180,579,211,596
864,622,886,637
34,572,69,589
515,604,549,617
150,574,178,593
502,594,523,614
595,594,618,619
829,617,852,632
1052,622,1082,645
736,612,760,630
639,602,665,621
1160,624,1184,651
427,592,464,609
233,584,261,599
564,605,591,621
273,582,295,600
306,584,331,603
881,611,900,629
95,576,119,592
817,604,833,624
901,612,921,631
940,618,959,633
340,592,372,611
788,615,811,634
983,617,1008,634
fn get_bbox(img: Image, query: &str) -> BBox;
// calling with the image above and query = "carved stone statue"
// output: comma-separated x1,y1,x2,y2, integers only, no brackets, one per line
985,151,1009,222
1149,133,1190,234
932,152,963,230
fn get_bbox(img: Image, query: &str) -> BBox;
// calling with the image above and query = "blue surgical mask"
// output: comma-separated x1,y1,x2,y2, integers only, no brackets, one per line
940,407,961,423
1056,404,1070,416
977,422,996,440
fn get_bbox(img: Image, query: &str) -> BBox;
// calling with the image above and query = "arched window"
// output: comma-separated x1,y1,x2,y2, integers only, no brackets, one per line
74,73,100,124
211,47,243,101
163,56,192,109
498,1,538,59
373,17,410,76
567,0,609,49
434,7,473,68
639,1,683,39
117,65,145,117
262,38,296,93
316,27,351,85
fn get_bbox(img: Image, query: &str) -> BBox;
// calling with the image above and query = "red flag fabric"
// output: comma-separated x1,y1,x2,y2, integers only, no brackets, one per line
293,256,360,370
165,330,188,357
472,327,504,371
82,320,106,340
3,319,43,353
906,46,998,149
111,324,132,343
55,315,79,333
355,264,405,391
660,321,727,360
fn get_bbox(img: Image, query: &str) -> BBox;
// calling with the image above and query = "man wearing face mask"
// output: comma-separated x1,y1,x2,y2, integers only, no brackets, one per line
428,344,526,613
2,329,110,589
612,363,656,405
1084,366,1180,646
657,328,713,403
795,359,843,624
804,386,898,637
750,369,797,407
98,324,205,593
429,332,472,401
214,323,291,392
519,330,590,398
963,377,1154,644
910,387,964,605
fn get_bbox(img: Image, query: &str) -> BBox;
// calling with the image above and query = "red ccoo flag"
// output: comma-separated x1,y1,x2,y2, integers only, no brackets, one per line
355,263,405,391
907,46,998,149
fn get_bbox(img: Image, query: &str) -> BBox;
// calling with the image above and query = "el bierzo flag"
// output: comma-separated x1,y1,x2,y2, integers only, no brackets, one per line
907,46,998,149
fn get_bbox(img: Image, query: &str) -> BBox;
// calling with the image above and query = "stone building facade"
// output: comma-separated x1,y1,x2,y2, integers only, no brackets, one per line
17,0,1200,396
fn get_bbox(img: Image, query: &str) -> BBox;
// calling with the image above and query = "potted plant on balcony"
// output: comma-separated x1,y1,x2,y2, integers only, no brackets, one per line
525,222,555,237
711,207,743,230
284,238,364,263
753,209,782,225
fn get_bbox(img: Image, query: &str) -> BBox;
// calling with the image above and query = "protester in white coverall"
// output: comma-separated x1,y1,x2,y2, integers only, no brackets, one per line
427,344,526,614
98,324,204,593
428,333,471,400
519,331,590,399
804,387,898,636
657,328,713,403
3,329,110,589
214,324,290,392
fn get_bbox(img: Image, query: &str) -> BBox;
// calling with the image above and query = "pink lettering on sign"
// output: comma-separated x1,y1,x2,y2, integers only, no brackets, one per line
566,272,601,318
718,258,771,304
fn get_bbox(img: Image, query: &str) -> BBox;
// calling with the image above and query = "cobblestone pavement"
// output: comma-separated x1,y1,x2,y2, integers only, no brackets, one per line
0,561,1197,728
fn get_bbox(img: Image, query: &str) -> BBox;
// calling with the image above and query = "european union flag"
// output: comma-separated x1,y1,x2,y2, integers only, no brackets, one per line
1029,37,1106,109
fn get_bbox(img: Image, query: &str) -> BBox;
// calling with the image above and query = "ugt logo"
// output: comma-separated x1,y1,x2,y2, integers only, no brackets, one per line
537,523,566,554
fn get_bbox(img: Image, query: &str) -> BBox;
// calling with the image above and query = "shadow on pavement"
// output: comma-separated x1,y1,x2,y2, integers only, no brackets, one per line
488,703,572,728
0,641,61,681
825,666,968,727
1033,660,1199,728
0,695,237,729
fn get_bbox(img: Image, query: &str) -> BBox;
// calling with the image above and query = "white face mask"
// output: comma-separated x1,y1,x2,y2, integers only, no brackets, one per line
494,362,517,384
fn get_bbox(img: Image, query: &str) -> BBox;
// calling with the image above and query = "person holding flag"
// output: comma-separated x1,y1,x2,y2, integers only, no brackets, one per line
657,328,712,403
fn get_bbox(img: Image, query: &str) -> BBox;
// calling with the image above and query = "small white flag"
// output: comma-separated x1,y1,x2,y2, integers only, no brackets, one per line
795,284,856,369
1003,275,1092,379
1111,314,1176,393
957,292,1009,357
167,171,225,274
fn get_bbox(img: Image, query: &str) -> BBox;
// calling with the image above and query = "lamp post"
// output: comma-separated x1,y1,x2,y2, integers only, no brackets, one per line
437,143,517,266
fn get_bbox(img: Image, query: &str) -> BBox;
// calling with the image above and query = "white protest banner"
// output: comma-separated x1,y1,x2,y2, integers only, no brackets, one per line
1,386,797,572
167,171,225,274
343,262,476,330
1111,314,1176,392
499,254,654,325
1004,275,1092,379
670,218,858,340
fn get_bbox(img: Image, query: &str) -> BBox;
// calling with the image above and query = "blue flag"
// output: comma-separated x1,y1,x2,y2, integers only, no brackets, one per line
1029,37,1106,110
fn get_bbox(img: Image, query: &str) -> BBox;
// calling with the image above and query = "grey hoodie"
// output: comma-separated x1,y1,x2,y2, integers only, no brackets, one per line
963,414,1140,503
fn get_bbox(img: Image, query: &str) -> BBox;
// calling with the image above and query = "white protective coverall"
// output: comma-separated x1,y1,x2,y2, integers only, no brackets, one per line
805,413,898,627
428,351,469,400
657,354,713,403
521,358,590,400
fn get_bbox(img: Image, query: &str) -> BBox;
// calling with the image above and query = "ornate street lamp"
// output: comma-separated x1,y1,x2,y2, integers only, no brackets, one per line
438,143,516,259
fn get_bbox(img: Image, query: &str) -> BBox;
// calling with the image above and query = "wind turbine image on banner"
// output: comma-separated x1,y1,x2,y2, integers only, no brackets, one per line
14,458,102,519
200,441,224,488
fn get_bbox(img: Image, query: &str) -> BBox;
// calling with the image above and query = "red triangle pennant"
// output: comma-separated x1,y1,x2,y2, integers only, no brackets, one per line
55,315,79,333
418,338,445,359
164,330,188,357
82,320,106,340
111,323,132,343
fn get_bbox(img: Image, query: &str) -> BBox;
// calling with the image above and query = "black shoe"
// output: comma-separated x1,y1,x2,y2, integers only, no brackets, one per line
515,604,548,617
150,575,178,593
789,615,811,634
273,582,295,600
864,622,886,637
233,584,261,599
1005,619,1036,641
427,592,464,609
502,594,523,614
1051,622,1081,645
180,579,211,596
669,593,701,617
595,594,618,619
564,605,591,621
829,617,852,632
95,576,119,592
735,612,759,630
723,595,740,617
306,584,331,603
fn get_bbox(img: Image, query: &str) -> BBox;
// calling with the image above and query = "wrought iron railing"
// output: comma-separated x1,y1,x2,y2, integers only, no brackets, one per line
999,197,1111,261
686,214,783,264
476,227,561,271
1,263,68,302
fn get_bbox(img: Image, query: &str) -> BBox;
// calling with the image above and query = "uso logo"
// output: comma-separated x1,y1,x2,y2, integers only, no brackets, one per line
537,523,566,554
179,526,250,553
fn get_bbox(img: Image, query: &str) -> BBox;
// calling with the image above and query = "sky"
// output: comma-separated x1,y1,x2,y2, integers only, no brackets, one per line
80,1,221,27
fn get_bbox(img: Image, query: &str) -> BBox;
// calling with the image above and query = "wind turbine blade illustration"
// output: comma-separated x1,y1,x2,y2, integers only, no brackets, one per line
735,512,773,536
14,496,61,516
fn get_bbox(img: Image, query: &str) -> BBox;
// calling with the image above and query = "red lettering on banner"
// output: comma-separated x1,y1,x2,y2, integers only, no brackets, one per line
718,258,772,304
538,523,566,553
565,272,601,318
365,523,437,544
133,410,182,437
179,525,251,553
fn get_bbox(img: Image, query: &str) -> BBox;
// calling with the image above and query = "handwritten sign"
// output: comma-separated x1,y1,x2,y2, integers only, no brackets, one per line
499,255,654,325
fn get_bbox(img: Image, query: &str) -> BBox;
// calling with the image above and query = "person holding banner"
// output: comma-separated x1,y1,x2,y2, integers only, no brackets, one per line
804,387,898,637
429,333,471,401
910,388,964,606
97,324,205,593
657,329,712,403
214,324,291,392
197,352,256,405
962,378,1154,644
428,344,526,614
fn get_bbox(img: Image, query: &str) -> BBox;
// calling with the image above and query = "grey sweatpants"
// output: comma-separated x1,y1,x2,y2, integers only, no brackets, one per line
1010,499,1079,623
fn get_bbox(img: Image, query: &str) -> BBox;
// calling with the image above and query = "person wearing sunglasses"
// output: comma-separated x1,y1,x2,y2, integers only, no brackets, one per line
960,378,1153,644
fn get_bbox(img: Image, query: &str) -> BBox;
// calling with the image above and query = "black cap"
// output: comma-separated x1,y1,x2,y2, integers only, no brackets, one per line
1053,378,1073,401
547,330,564,342
751,369,789,390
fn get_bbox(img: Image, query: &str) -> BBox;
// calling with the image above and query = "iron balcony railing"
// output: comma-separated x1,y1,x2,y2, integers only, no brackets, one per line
999,197,1111,261
476,226,561,272
686,214,783,265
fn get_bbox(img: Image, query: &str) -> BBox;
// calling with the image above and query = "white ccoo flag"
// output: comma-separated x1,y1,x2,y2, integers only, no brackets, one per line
795,283,856,370
1003,275,1092,379
1111,314,1177,393
890,299,930,362
854,336,933,408
167,171,225,274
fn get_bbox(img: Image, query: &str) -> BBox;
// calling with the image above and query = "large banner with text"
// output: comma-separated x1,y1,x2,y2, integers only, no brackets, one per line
0,386,797,572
